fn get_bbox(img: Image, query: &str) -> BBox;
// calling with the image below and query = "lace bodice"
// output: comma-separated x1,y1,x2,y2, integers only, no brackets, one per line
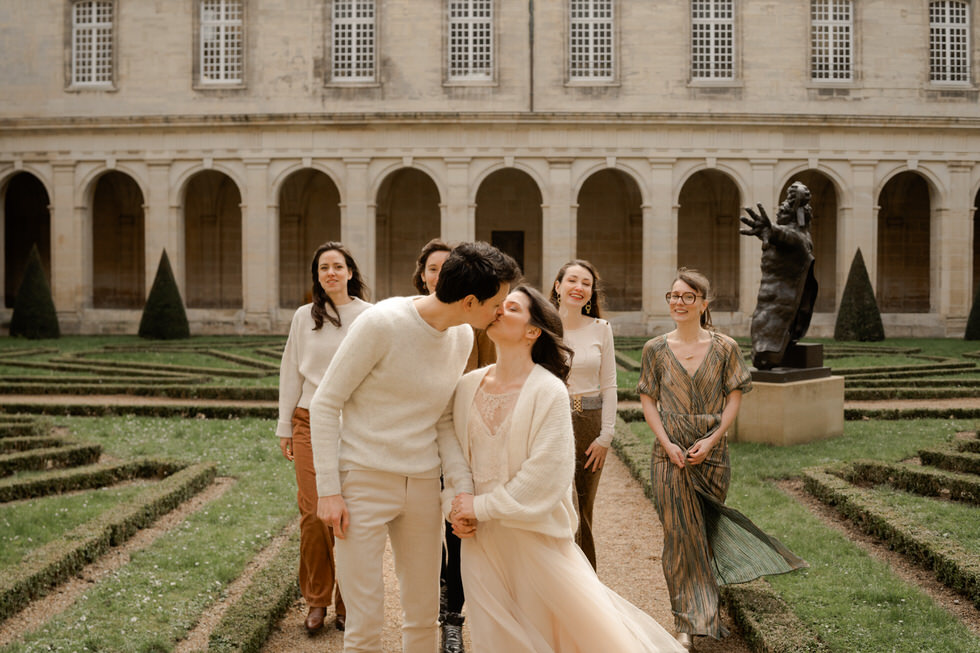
468,385,520,494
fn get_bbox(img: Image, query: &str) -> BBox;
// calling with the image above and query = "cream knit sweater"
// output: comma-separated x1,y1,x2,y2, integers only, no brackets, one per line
276,298,371,438
309,296,475,498
442,364,578,539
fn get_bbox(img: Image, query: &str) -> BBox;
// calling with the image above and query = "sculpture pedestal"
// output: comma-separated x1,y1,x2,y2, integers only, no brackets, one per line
732,375,844,446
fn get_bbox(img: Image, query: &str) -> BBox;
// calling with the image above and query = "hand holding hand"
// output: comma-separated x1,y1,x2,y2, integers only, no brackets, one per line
451,493,476,521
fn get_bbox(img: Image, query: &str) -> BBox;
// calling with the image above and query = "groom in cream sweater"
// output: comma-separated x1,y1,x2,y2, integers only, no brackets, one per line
310,241,520,653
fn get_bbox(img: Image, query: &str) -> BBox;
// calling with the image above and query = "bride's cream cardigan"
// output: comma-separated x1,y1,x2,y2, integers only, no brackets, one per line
442,364,579,539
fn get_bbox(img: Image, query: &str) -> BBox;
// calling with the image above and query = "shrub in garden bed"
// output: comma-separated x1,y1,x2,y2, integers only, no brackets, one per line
802,467,980,609
0,462,215,623
9,245,60,340
0,402,277,420
208,527,302,653
0,458,185,503
918,446,980,476
844,407,980,421
841,460,980,505
0,435,65,454
139,250,190,340
0,443,102,477
833,249,884,342
722,580,832,653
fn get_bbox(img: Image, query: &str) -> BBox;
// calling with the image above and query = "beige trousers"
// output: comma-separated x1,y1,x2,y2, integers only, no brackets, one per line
334,470,442,653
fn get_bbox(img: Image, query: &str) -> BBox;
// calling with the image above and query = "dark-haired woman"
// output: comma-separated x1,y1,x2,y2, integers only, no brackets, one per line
550,259,617,570
415,237,491,653
277,242,370,634
638,269,806,649
446,286,685,653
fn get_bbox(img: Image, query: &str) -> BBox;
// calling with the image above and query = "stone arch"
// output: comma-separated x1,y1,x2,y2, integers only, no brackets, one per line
576,168,643,311
183,170,243,309
375,168,441,299
3,171,51,308
475,168,544,289
278,168,342,308
677,169,741,311
91,171,146,308
877,170,931,313
778,170,838,313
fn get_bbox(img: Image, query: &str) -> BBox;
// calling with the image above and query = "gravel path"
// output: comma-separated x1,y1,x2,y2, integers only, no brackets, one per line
261,451,750,652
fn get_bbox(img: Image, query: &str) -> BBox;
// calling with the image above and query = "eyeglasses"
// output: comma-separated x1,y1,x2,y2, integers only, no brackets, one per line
664,292,701,305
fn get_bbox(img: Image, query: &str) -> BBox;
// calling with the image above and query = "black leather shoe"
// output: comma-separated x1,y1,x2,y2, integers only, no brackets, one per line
305,606,326,634
441,612,465,653
335,613,346,631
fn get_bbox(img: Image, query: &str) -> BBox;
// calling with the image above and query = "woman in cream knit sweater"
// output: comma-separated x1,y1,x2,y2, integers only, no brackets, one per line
446,286,685,653
276,242,370,634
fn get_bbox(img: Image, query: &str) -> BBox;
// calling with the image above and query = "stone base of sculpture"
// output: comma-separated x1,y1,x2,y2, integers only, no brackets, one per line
732,375,844,446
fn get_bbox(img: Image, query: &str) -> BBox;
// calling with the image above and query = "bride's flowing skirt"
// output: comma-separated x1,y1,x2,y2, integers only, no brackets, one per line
461,521,685,653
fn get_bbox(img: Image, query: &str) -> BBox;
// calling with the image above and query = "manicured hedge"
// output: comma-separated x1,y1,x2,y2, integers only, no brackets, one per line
918,446,980,476
844,388,980,401
208,527,302,653
0,435,65,454
721,580,832,653
0,458,184,503
205,349,280,372
841,460,980,505
0,462,216,623
618,406,645,423
63,354,267,379
0,403,277,420
0,383,277,401
832,361,974,376
802,467,980,609
0,443,102,477
614,350,642,372
844,408,980,421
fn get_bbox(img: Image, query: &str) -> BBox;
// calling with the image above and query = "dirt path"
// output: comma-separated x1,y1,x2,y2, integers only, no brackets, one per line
261,451,750,652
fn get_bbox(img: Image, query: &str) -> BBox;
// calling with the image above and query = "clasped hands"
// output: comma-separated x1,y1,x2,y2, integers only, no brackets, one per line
449,493,478,539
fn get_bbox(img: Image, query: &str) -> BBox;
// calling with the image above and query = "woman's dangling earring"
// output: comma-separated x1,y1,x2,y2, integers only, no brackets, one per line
585,299,592,314
556,294,561,306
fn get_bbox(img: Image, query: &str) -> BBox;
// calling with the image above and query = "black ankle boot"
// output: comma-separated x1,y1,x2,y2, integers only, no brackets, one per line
440,611,465,653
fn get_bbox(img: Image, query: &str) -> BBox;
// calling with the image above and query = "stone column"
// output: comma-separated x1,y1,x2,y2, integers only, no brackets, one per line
444,158,473,242
144,160,178,298
543,158,575,289
843,162,877,292
742,160,778,317
645,159,677,319
242,158,273,330
51,161,82,327
342,158,373,285
938,161,974,328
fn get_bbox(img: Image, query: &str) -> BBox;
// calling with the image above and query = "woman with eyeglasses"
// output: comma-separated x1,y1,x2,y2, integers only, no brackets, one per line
637,268,806,650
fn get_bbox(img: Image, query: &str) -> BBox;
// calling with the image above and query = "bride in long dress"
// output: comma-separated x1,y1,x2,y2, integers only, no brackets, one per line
444,285,686,653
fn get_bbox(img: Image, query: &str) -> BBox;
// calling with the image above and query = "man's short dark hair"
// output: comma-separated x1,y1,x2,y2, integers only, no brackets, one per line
435,241,522,303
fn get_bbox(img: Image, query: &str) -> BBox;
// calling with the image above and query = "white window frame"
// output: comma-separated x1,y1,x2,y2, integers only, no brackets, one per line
71,0,114,88
568,0,615,83
929,0,971,84
810,0,853,82
447,0,494,82
690,0,735,81
199,0,245,85
332,0,377,83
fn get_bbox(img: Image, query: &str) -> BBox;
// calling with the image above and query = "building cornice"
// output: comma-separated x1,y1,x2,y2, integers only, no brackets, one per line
1,111,979,132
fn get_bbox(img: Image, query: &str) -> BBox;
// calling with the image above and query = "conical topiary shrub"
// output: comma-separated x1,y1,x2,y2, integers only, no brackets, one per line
139,249,190,339
9,244,60,339
965,285,980,340
834,248,885,341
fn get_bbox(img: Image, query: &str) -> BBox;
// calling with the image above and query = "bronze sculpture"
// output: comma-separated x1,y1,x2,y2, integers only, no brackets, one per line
739,182,819,370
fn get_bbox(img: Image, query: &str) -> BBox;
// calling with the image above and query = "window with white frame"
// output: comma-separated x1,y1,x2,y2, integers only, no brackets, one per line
569,0,614,81
71,1,114,87
200,0,244,84
333,0,376,82
448,0,493,81
691,0,734,81
810,0,852,81
930,1,970,83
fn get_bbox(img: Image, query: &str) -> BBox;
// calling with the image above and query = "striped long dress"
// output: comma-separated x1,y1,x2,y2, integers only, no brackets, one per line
637,332,807,639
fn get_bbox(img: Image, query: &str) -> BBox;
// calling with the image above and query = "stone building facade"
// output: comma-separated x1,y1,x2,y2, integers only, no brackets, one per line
1,0,978,336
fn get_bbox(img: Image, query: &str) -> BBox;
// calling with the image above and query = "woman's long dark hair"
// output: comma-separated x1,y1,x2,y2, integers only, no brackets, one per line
515,285,573,382
310,242,368,330
412,238,452,295
549,259,603,319
673,267,713,329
